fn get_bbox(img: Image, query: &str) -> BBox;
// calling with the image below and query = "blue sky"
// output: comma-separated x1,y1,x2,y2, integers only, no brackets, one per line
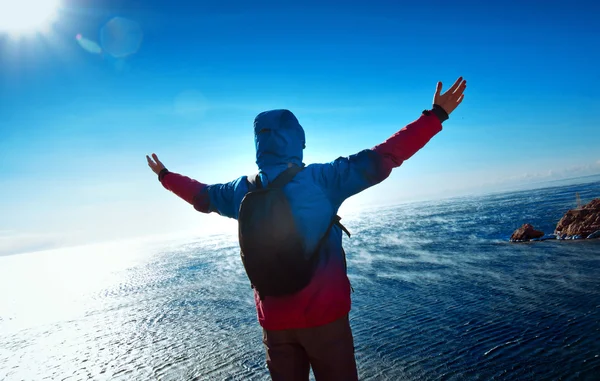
1,0,599,255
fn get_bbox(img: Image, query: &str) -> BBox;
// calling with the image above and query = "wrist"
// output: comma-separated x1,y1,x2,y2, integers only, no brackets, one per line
158,168,169,182
431,104,449,123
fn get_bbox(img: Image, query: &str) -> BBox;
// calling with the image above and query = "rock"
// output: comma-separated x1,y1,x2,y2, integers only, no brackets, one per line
588,230,600,239
511,224,545,242
555,199,600,238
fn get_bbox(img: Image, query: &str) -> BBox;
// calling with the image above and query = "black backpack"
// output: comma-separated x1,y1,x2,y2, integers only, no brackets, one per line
238,166,350,299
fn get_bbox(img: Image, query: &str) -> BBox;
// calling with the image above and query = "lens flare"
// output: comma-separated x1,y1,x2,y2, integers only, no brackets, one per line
75,33,102,54
100,17,143,58
174,90,209,117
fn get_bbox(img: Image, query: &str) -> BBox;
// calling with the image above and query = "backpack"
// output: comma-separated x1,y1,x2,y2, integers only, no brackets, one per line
238,165,350,300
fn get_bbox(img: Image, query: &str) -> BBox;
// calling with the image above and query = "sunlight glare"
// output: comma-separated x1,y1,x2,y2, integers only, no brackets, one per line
0,0,60,36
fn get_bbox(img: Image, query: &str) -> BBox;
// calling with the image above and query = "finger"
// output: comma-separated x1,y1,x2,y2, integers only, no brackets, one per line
453,81,467,98
435,81,443,96
447,76,463,94
456,93,465,105
146,155,154,166
152,153,162,165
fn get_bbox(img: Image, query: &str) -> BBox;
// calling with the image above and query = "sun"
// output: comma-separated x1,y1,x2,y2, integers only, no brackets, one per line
0,0,60,37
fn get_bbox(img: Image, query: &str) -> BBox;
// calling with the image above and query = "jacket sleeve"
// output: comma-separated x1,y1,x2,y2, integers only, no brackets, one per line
160,170,248,219
312,110,443,208
159,171,211,213
204,177,249,219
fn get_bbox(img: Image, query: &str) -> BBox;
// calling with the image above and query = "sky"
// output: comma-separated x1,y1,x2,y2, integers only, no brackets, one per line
1,0,599,255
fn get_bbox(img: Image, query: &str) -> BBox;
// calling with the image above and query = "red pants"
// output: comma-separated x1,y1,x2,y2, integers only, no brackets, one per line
262,315,358,381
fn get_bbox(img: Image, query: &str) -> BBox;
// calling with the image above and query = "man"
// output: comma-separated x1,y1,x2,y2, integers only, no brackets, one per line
147,78,466,380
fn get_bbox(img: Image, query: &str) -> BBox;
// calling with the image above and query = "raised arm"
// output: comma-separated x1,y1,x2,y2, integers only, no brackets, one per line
146,153,211,212
146,153,248,218
312,77,466,207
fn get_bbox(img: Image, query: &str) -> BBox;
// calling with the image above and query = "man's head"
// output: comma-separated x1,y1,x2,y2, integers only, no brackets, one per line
254,109,305,170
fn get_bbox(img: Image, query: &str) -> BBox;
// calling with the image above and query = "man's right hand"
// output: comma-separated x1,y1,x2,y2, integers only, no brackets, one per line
146,153,166,175
433,77,466,115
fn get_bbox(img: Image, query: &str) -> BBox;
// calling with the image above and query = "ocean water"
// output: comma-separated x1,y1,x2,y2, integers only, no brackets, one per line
1,177,599,380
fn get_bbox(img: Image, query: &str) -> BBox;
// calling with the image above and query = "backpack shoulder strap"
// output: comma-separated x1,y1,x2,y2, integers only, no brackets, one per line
315,215,351,253
334,216,351,238
267,165,303,189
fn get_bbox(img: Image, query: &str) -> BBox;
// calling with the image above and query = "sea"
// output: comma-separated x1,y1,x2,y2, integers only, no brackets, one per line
1,176,599,380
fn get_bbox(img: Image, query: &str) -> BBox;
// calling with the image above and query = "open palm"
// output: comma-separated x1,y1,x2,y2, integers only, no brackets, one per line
146,153,166,175
434,77,466,115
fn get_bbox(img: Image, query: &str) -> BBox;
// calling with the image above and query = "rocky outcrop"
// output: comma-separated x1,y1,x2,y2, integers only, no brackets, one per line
555,199,600,239
510,224,545,242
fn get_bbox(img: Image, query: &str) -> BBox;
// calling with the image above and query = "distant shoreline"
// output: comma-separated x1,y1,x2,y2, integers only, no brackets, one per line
357,173,600,213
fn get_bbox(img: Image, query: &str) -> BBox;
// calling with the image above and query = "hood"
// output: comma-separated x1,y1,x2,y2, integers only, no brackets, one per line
254,109,305,183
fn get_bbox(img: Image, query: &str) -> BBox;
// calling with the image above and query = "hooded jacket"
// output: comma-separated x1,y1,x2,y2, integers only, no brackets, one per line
159,108,444,330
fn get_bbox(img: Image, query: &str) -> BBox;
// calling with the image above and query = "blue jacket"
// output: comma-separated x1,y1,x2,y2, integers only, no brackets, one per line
160,108,443,329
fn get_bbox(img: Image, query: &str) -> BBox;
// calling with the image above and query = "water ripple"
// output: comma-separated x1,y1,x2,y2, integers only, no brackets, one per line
1,180,600,380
